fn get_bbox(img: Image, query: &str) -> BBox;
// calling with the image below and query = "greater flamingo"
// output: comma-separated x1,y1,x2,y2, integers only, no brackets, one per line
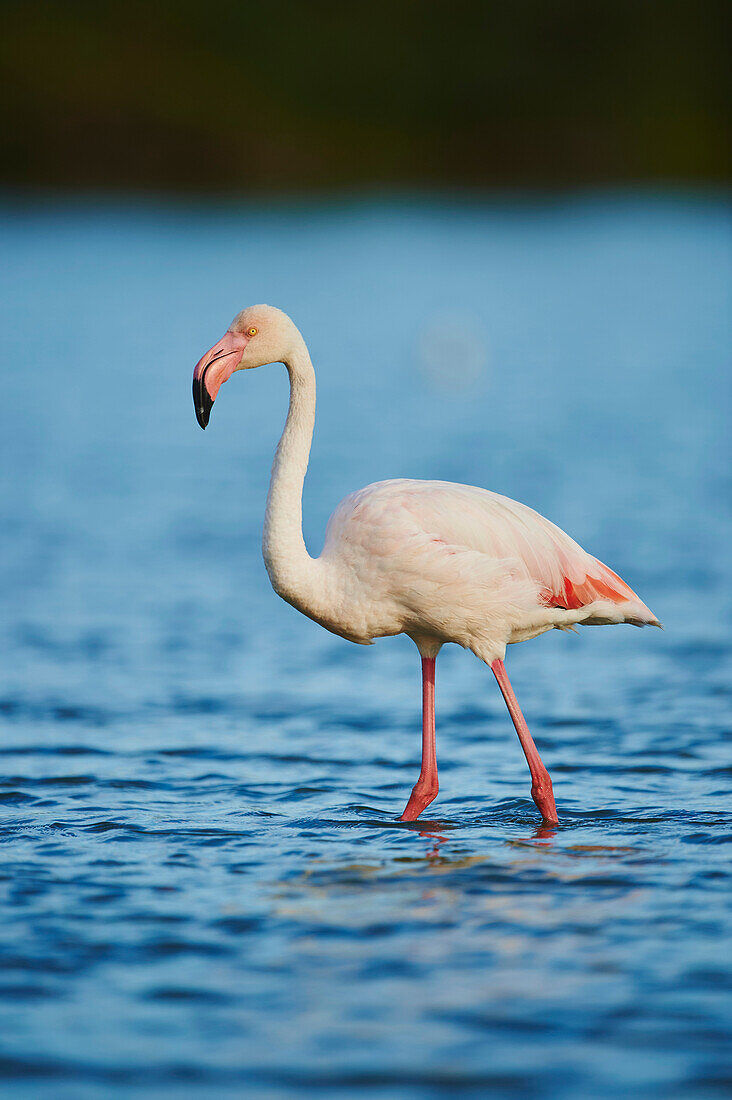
192,305,660,824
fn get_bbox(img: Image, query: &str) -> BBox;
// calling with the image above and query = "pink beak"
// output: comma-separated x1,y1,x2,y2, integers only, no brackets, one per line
192,330,249,429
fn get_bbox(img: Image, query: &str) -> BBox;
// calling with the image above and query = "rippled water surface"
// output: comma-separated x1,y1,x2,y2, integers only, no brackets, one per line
1,195,731,1098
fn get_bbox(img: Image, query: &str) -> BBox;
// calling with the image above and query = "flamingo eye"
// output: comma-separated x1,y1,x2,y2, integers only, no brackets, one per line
247,327,258,337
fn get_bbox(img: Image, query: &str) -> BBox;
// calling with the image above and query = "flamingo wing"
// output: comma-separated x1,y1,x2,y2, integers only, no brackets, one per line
323,480,659,629
455,486,659,625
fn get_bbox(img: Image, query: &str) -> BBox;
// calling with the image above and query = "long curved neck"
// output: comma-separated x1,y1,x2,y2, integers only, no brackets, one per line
262,342,318,604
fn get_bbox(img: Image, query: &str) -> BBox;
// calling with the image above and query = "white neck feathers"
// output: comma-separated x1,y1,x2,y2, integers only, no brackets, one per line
261,343,318,604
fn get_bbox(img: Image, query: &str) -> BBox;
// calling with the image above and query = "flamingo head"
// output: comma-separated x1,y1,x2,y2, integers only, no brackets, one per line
192,304,301,429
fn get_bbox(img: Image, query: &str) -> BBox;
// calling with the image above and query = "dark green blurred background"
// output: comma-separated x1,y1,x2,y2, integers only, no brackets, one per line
2,0,729,192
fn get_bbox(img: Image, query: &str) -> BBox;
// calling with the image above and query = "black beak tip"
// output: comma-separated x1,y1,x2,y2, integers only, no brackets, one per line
193,374,213,430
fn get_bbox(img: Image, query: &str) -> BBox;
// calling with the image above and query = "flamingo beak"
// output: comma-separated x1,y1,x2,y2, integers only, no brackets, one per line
192,331,249,429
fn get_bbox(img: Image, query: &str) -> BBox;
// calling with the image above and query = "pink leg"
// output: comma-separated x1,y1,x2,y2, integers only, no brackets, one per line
400,657,438,821
491,658,558,824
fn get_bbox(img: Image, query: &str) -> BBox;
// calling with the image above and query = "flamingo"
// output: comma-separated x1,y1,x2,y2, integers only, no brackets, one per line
192,305,660,825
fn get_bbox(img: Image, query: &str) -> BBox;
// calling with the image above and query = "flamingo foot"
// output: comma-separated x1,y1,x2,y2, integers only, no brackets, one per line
531,770,558,824
400,780,439,822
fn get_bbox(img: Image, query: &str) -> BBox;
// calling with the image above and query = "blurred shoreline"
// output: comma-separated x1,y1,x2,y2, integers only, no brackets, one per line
1,183,730,213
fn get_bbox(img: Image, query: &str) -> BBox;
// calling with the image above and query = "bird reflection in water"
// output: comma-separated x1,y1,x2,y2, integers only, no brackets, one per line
417,828,449,861
407,819,558,862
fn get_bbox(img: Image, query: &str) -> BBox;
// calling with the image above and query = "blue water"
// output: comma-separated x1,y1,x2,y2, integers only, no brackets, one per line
1,194,731,1099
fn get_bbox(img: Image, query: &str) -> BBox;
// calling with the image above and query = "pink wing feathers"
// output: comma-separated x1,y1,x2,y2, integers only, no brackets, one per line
452,485,659,624
329,480,659,627
541,561,643,612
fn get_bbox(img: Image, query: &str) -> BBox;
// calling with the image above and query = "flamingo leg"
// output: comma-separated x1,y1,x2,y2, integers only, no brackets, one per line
491,658,558,824
400,656,438,821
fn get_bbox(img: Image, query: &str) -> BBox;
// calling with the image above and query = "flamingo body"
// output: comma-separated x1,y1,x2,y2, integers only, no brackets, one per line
314,478,658,662
192,305,660,824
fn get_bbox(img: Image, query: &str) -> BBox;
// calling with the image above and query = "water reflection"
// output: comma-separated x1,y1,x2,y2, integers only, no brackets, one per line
418,830,449,860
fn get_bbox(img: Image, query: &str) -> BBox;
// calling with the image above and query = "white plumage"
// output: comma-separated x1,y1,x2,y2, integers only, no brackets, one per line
192,305,660,825
318,478,658,660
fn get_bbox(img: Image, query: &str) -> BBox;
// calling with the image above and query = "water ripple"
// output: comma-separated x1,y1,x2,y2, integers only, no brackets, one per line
1,197,730,1099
